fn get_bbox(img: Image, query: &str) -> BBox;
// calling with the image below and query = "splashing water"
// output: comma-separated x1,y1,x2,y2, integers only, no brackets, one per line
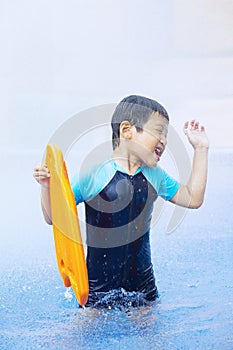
86,288,156,310
64,287,73,301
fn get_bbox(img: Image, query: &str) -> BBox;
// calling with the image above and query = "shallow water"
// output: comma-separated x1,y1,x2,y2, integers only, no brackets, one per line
0,148,233,349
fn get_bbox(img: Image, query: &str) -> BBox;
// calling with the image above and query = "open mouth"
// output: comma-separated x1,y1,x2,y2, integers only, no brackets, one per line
154,147,163,161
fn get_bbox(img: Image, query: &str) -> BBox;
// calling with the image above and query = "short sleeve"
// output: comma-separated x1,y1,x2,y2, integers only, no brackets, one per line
71,173,84,205
142,165,180,201
70,159,117,205
157,168,180,200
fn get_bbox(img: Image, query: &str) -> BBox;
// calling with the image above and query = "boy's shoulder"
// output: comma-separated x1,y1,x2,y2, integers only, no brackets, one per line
79,158,115,182
142,165,180,201
141,164,165,182
71,158,116,203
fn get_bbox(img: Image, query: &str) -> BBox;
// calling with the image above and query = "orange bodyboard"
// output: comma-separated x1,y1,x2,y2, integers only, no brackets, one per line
46,144,89,306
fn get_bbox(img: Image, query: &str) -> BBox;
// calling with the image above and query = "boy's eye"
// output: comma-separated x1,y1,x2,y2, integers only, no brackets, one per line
154,128,164,135
154,128,167,139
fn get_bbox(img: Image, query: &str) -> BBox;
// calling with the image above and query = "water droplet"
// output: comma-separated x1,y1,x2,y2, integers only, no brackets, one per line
64,287,73,301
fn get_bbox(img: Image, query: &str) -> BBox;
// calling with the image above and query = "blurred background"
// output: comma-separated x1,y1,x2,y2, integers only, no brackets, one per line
0,0,232,151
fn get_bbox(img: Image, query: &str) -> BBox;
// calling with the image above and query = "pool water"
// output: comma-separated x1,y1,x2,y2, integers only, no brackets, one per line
0,148,232,349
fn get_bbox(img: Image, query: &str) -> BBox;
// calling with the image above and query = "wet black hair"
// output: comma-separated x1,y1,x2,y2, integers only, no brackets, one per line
111,95,169,150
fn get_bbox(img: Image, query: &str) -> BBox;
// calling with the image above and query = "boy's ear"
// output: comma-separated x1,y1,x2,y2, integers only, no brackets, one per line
119,121,133,140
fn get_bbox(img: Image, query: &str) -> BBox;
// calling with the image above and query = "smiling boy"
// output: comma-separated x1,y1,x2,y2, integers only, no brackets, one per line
33,95,209,305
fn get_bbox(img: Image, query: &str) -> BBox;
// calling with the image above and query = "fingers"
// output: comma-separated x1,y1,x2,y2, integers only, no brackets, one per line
183,120,205,133
187,120,200,129
184,121,189,130
183,121,190,135
33,164,50,181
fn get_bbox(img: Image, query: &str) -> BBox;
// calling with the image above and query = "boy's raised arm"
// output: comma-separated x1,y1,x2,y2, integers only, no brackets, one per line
170,120,209,209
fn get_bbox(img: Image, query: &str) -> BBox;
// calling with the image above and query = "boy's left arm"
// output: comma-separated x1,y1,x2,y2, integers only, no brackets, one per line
170,120,209,209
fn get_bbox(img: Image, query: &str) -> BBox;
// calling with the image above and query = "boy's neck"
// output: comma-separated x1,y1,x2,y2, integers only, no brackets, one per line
112,147,141,175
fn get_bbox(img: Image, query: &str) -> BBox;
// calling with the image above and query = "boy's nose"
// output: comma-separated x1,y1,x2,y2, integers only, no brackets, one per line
160,135,167,146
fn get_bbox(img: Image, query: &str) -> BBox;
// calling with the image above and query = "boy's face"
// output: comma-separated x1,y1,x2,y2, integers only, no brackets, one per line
129,112,168,168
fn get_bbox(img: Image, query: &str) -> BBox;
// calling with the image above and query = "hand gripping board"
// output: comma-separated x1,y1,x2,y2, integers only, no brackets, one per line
46,144,89,306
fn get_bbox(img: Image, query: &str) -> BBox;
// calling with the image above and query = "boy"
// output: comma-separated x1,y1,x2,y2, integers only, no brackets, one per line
33,95,209,305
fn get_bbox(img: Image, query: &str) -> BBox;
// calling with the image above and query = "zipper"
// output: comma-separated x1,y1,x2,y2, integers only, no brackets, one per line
122,174,134,286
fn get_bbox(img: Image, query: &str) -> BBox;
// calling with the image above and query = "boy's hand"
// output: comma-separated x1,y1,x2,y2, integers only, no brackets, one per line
33,164,50,188
184,120,209,150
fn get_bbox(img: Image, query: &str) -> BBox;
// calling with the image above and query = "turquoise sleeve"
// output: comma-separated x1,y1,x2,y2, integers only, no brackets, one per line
157,168,180,200
71,173,84,205
142,165,180,201
71,159,116,205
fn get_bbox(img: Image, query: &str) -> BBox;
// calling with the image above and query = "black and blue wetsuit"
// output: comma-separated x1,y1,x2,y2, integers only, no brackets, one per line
71,159,179,304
